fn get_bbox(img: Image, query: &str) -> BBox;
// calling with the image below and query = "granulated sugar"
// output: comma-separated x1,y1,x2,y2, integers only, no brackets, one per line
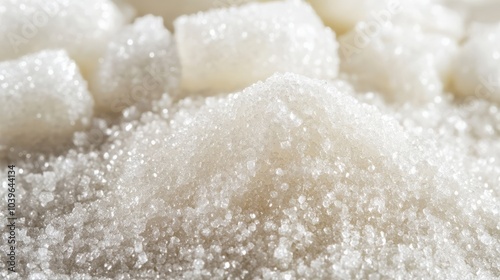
0,0,499,279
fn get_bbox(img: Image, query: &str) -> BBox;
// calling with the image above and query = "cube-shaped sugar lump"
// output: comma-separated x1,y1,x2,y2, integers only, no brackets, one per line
0,50,94,149
308,0,463,39
119,0,267,30
91,15,180,113
174,0,339,93
0,0,126,76
452,23,500,103
340,25,458,103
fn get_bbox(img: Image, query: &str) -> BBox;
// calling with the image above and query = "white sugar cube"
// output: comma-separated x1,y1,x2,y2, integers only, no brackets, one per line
340,25,458,103
452,23,500,103
90,15,180,113
119,0,264,30
308,0,464,39
0,50,94,149
0,0,126,76
442,0,500,24
308,0,389,34
174,0,339,93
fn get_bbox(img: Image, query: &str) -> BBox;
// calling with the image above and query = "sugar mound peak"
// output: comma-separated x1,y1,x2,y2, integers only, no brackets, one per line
174,0,339,93
117,72,413,213
0,50,93,151
95,73,498,278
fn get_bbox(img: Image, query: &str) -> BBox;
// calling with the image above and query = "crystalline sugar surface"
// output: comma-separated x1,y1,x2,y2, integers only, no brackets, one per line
116,73,412,210
0,50,93,149
118,0,260,30
308,0,389,34
0,1,499,279
174,0,339,93
308,0,463,39
340,24,458,103
94,73,499,278
0,0,126,76
91,15,180,113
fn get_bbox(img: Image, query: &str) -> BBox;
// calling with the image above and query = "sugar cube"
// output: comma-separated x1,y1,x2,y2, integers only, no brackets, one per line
90,15,180,113
0,0,126,77
452,23,500,103
0,50,94,149
174,0,339,93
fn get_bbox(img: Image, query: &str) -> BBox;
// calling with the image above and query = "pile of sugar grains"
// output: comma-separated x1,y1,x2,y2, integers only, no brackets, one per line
0,0,499,279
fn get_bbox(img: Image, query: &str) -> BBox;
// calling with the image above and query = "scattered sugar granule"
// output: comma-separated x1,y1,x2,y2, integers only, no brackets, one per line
91,15,180,113
174,0,339,93
0,50,93,150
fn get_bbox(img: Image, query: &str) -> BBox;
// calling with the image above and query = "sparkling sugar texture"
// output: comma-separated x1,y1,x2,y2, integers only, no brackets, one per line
0,0,500,279
174,0,339,93
1,73,499,278
91,15,180,113
0,0,126,75
340,24,458,103
0,50,93,151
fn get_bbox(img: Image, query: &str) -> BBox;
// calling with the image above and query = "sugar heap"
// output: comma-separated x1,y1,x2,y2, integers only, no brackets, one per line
0,0,499,279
